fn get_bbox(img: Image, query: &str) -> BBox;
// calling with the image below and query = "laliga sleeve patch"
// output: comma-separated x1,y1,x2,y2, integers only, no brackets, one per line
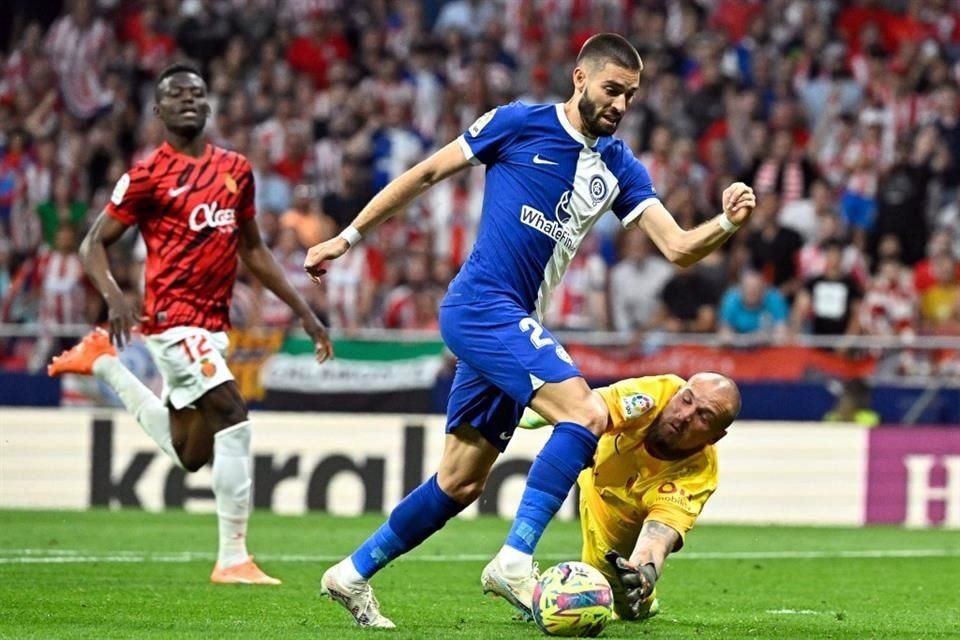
111,173,130,205
469,108,497,137
621,393,655,418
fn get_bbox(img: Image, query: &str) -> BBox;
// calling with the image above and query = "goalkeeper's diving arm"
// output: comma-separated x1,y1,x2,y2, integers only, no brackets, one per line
606,521,680,619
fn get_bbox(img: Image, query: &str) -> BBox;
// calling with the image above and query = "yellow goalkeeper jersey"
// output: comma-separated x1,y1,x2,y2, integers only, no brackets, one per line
578,374,719,549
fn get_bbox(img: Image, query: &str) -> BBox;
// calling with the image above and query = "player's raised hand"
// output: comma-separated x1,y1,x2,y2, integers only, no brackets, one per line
604,550,657,619
304,237,351,284
303,316,335,363
105,294,140,349
721,182,757,227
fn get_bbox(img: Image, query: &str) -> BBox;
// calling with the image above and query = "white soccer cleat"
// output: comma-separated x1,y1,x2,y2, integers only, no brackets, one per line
320,565,396,629
481,556,539,621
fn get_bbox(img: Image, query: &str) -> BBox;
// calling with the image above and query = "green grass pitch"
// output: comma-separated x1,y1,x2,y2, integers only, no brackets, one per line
1,510,958,639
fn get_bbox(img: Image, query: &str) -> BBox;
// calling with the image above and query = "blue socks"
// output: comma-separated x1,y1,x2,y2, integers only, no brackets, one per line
505,422,599,554
349,422,599,580
350,474,466,579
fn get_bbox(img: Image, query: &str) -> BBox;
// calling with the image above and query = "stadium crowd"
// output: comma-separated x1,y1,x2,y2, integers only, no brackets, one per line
1,0,959,368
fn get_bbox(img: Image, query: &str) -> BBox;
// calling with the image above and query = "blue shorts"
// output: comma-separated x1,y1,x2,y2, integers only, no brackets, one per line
439,300,582,452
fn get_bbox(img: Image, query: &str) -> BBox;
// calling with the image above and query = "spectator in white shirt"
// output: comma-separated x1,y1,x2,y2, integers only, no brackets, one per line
609,228,674,333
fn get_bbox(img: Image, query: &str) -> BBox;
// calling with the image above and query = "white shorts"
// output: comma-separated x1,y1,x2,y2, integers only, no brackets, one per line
144,326,234,410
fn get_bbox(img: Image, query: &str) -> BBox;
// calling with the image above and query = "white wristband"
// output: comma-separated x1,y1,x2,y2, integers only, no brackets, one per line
338,225,362,248
718,213,740,233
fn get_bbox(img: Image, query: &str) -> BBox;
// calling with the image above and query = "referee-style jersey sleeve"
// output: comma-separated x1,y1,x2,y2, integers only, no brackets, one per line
609,142,660,227
457,102,528,166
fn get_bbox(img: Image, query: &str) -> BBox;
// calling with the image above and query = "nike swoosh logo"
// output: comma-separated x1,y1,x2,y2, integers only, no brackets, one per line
499,431,513,441
532,154,558,166
168,185,190,197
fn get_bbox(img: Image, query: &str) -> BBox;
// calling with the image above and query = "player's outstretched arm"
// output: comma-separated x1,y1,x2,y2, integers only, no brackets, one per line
238,217,333,363
637,182,756,268
304,140,471,280
79,211,139,348
605,520,680,619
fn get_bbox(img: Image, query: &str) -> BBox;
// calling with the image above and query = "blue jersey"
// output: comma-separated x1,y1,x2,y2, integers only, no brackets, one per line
444,102,660,317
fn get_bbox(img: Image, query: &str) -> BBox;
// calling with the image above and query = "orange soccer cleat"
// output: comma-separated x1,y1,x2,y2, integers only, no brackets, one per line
210,556,282,585
47,328,117,377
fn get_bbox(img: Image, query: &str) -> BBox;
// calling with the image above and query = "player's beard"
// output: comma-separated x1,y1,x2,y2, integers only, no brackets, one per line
577,87,619,137
644,420,698,461
644,421,672,456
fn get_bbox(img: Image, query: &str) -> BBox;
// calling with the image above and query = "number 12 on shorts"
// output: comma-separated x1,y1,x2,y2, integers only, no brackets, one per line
180,334,213,362
519,317,554,349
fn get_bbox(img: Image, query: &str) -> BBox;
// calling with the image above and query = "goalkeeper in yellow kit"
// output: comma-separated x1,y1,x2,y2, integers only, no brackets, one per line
518,372,741,621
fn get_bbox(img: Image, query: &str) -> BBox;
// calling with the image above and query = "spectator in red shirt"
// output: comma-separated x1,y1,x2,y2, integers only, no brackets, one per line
914,230,960,293
710,0,764,43
886,0,937,52
837,0,897,54
286,11,352,89
272,124,313,185
126,5,176,75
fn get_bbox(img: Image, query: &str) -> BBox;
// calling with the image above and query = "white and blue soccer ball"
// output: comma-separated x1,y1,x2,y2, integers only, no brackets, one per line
532,561,614,637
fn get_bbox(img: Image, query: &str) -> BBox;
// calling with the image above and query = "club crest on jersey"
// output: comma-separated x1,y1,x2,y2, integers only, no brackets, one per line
621,392,655,418
224,173,238,194
189,202,236,233
589,175,607,204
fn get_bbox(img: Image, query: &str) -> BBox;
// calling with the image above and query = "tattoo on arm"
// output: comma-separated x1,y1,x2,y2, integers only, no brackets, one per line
631,521,680,577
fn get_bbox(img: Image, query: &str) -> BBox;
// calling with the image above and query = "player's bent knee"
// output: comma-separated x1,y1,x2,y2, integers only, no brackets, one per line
179,454,208,473
583,395,610,436
216,407,249,431
182,460,205,473
436,471,487,505
577,394,609,436
199,385,248,429
535,380,609,436
444,479,486,504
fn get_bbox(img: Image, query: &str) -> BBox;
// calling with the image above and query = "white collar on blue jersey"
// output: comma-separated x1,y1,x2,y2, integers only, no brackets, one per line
555,103,598,149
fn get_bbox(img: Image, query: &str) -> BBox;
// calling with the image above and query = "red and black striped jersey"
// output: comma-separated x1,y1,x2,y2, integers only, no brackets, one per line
106,141,256,335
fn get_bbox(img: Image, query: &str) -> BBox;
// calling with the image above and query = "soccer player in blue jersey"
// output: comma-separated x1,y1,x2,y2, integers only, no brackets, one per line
305,33,756,628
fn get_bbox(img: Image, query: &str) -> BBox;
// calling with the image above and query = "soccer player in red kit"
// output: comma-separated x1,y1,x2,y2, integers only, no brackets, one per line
48,64,333,584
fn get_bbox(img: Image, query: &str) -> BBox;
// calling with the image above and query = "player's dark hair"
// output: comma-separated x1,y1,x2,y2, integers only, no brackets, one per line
154,63,203,99
576,33,642,71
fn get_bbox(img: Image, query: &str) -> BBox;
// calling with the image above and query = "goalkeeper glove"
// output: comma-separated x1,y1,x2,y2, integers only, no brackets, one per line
605,550,657,620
